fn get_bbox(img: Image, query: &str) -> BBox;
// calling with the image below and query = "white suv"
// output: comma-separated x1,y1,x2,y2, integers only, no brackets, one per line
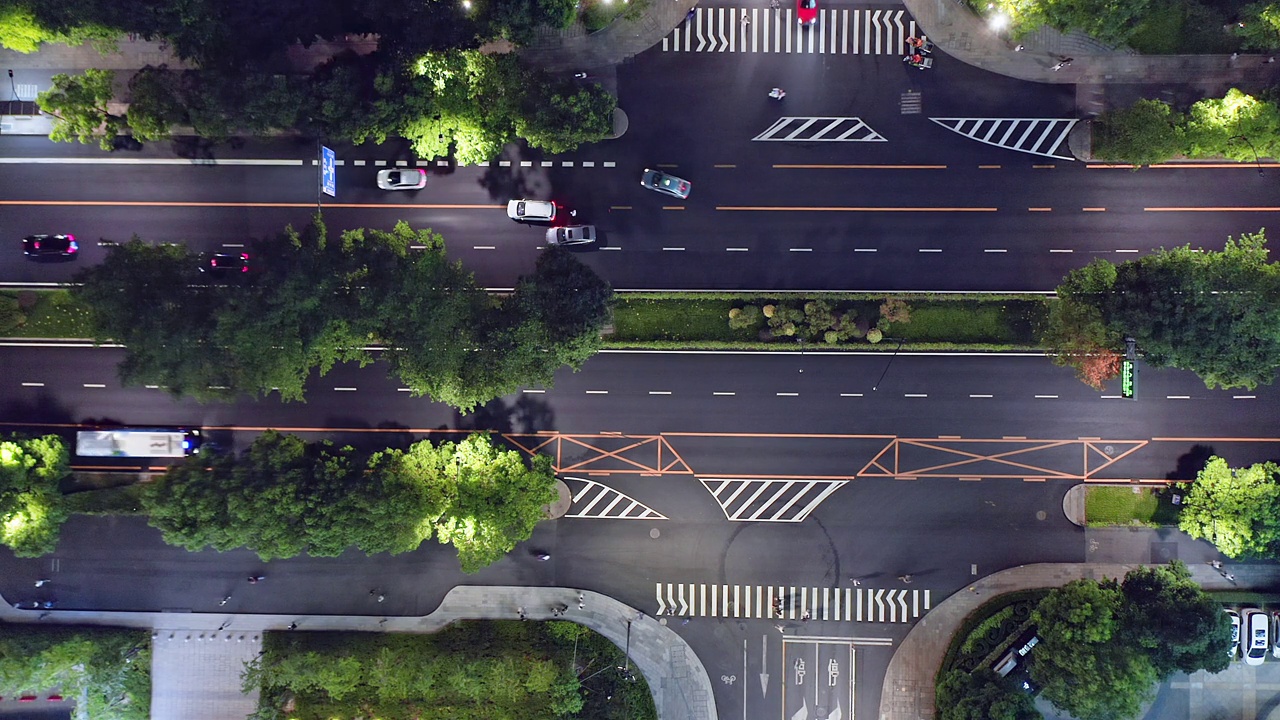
507,199,557,222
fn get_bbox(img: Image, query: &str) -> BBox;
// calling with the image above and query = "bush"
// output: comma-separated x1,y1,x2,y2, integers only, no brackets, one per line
879,297,911,324
1093,99,1184,165
867,328,883,343
729,304,762,330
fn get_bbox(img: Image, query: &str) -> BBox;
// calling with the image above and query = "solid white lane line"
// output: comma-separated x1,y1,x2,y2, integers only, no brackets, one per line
222,243,245,248
918,249,942,253
602,247,622,251
473,245,496,250
649,391,672,395
839,392,863,397
726,247,749,252
983,249,1007,253
1116,249,1140,253
585,390,609,394
145,385,160,389
854,248,877,253
20,382,43,387
969,394,993,398
1034,394,1058,398
713,392,736,396
776,392,799,396
663,247,686,251
334,387,357,391
83,383,106,388
789,248,813,252
1166,395,1190,399
523,389,546,394
1100,395,1122,399
904,393,927,397
397,388,412,392
1049,249,1073,253
1234,395,1256,399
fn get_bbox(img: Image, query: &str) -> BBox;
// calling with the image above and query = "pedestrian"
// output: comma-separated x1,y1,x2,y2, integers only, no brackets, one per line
775,623,786,634
681,617,690,625
248,575,264,584
1225,573,1237,583
518,607,527,620
220,595,231,606
288,622,298,631
770,0,779,8
379,618,388,626
899,574,913,584
34,579,49,587
849,578,862,587
1211,560,1224,569
801,610,811,622
741,13,750,26
685,8,695,22
377,594,386,603
1051,57,1072,71
1013,44,1024,51
218,621,231,631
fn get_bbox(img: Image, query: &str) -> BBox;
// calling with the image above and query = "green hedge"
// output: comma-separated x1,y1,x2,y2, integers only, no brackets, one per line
1085,485,1181,527
940,589,1050,677
0,290,95,338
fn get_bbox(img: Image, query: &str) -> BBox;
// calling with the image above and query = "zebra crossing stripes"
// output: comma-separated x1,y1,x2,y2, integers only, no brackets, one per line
662,7,916,54
931,117,1079,160
899,91,922,115
753,117,886,142
654,583,932,623
702,477,847,521
562,477,668,520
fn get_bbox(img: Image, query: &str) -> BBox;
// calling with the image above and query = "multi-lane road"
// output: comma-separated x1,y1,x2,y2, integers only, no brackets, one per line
2,5,1279,719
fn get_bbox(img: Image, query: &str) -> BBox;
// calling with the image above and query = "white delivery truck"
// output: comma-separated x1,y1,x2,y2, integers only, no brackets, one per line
75,428,202,458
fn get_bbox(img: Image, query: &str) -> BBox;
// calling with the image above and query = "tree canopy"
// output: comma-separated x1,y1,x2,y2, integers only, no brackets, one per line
36,69,124,151
1179,456,1280,558
73,220,612,409
143,431,557,571
1028,564,1230,720
0,625,151,720
0,434,72,558
1092,90,1280,166
935,668,1038,720
1043,230,1280,390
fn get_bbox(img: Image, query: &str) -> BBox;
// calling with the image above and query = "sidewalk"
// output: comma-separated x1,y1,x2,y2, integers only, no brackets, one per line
1,584,716,720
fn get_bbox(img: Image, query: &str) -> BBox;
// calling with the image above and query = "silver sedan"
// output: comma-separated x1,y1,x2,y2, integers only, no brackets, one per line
546,225,597,246
376,168,427,190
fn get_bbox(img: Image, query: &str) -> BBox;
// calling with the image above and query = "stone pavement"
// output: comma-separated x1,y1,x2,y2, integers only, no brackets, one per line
1,584,716,720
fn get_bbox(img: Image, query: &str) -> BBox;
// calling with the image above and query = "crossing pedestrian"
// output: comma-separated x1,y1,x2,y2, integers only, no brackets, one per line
898,574,913,584
219,595,231,606
770,0,779,8
849,578,862,587
682,617,690,625
741,13,750,25
801,611,811,622
775,623,786,634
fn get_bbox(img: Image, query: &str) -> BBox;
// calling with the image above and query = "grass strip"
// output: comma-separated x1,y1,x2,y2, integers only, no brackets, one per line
1084,485,1181,527
0,289,96,338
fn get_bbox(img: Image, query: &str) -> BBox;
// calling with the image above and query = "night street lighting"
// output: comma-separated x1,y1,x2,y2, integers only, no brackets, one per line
1230,135,1265,177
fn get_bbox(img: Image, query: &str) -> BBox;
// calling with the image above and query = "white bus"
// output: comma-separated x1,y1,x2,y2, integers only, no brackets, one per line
75,428,202,458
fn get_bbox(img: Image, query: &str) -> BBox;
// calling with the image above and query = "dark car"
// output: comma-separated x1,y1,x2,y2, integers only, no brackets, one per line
199,252,250,276
23,234,78,259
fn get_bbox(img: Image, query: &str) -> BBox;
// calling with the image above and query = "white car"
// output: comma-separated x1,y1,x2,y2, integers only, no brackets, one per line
507,199,557,223
545,225,596,246
1227,609,1241,659
1246,609,1269,665
1272,613,1280,658
376,168,426,190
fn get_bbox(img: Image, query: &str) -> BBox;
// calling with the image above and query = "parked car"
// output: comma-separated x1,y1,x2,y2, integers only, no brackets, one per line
376,168,427,190
796,0,817,25
507,199,557,223
1246,609,1269,665
1227,609,1241,659
545,225,596,246
1272,612,1280,658
22,234,78,259
641,169,692,199
198,252,250,276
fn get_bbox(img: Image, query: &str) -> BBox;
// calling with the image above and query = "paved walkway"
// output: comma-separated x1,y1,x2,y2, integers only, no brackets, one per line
1,585,716,720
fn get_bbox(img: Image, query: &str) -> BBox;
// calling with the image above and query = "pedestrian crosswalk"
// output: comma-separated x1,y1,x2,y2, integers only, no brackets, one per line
703,477,847,521
655,583,932,623
930,117,1079,160
752,116,886,142
663,7,917,54
563,477,668,520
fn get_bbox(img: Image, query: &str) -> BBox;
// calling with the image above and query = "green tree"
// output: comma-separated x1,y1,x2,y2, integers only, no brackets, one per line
1045,231,1280,390
1092,99,1186,166
1238,2,1280,49
1184,89,1280,161
515,75,617,154
1178,456,1280,558
37,69,124,151
0,3,62,52
1120,562,1232,675
1030,578,1158,720
0,434,71,557
994,0,1149,45
935,668,1039,720
425,434,559,573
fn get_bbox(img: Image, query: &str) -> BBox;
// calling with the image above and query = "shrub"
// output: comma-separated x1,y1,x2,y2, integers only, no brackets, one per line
879,297,912,324
867,328,883,343
729,304,762,330
762,304,776,318
1092,99,1185,166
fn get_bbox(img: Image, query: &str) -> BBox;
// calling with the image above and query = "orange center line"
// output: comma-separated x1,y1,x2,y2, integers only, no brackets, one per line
0,200,501,209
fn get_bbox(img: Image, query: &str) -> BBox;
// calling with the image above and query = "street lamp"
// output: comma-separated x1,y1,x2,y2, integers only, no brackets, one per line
1230,135,1265,176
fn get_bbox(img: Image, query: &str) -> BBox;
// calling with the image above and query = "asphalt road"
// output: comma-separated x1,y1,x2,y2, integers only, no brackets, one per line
3,28,1278,291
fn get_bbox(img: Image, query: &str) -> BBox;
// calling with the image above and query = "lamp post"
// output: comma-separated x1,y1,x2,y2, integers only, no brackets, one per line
1231,135,1265,176
7,70,16,102
871,337,906,391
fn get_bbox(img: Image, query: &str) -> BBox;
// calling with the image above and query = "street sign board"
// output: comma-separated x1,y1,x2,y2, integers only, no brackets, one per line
1121,358,1135,399
320,146,336,198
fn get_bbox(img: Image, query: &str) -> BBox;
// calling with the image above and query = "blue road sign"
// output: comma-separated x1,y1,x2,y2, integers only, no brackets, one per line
320,146,336,198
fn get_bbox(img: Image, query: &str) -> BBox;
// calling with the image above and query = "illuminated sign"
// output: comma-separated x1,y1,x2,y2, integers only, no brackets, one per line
1121,358,1135,399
